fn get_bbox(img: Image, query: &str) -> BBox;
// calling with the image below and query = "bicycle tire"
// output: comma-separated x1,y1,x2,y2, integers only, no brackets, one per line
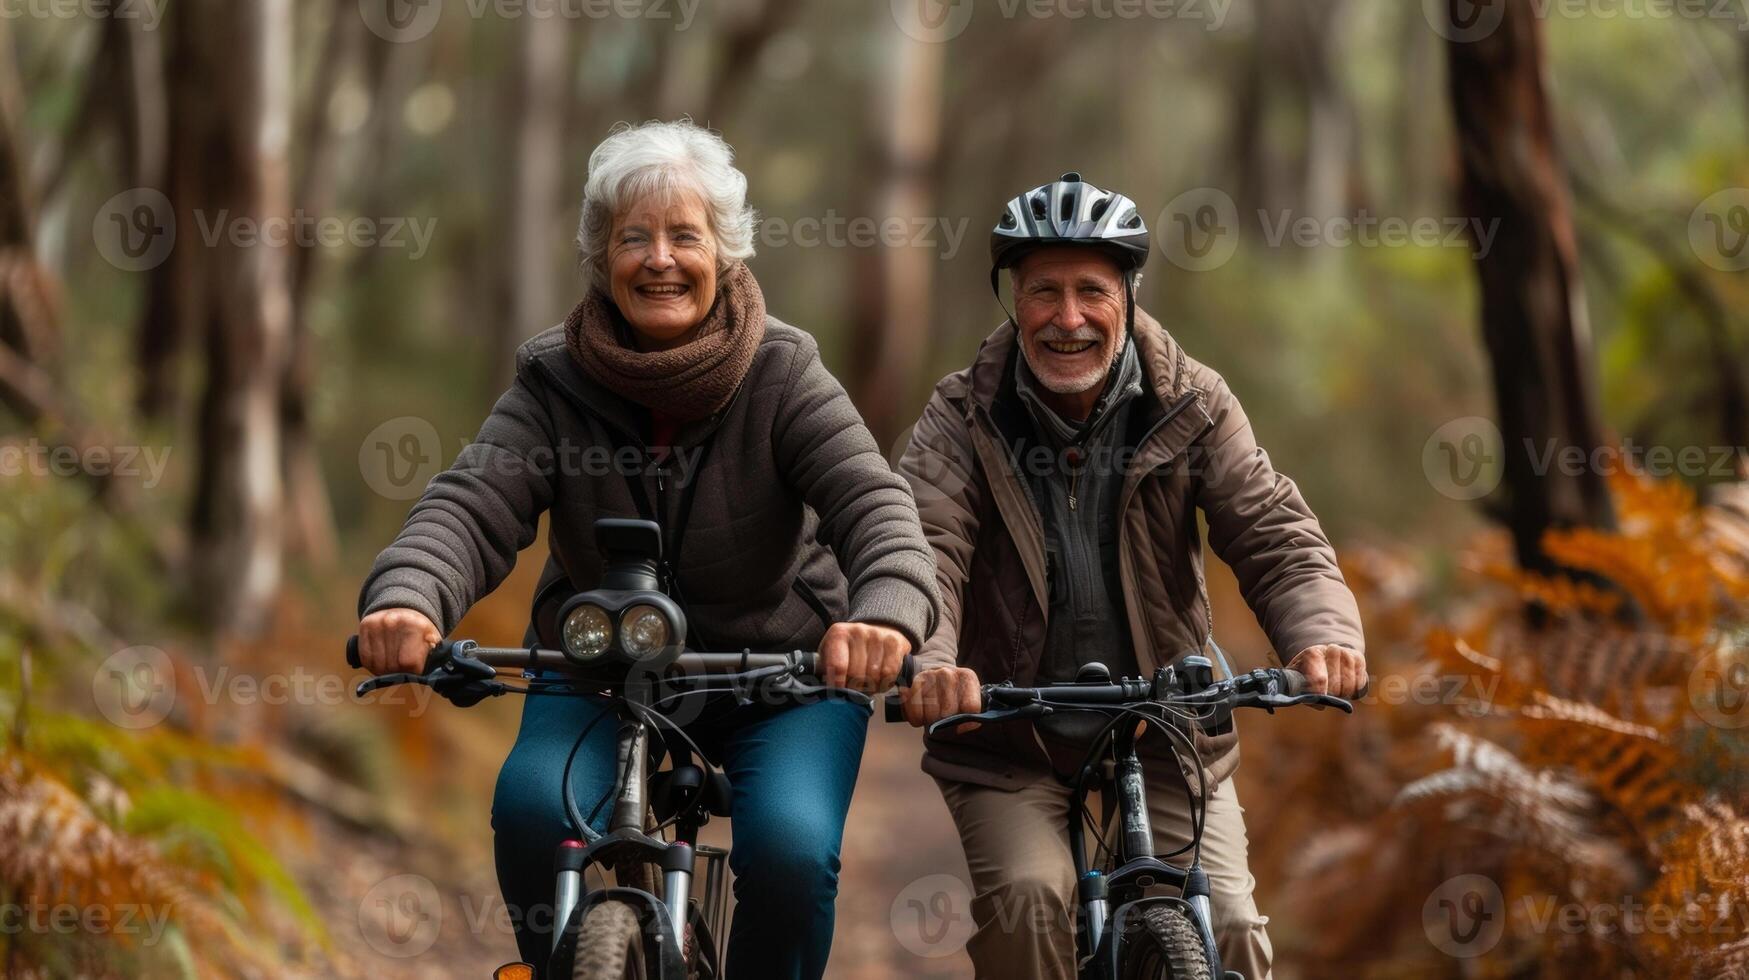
1117,904,1214,980
571,901,648,980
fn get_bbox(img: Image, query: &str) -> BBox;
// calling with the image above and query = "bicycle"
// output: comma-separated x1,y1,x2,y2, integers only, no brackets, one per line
348,518,911,980
894,656,1357,980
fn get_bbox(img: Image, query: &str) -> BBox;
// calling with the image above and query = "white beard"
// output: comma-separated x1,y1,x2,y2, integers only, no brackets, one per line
1020,331,1122,394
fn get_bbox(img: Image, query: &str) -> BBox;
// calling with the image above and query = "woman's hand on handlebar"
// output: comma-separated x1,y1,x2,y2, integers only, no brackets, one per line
822,621,912,694
356,608,441,676
902,666,982,730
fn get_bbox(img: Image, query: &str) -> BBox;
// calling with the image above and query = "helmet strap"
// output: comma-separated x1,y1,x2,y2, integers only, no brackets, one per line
990,266,1019,330
1125,272,1136,334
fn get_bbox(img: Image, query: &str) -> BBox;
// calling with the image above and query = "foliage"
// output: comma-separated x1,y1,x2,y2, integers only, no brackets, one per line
0,477,327,976
1253,472,1749,978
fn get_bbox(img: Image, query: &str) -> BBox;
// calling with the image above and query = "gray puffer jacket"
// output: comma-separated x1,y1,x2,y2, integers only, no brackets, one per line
359,317,941,655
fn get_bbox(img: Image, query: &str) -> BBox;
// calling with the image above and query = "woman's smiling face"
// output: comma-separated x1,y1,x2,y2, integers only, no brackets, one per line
607,189,719,350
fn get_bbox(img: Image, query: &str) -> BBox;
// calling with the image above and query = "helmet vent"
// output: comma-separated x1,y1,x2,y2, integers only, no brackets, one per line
1058,191,1075,224
1090,197,1110,221
1029,194,1048,221
999,212,1017,229
1121,212,1142,229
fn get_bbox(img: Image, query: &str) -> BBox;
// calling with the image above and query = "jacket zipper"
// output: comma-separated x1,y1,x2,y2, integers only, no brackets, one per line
1115,389,1211,659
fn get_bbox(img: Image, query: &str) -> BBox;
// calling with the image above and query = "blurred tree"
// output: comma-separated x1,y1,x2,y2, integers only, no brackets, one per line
849,21,944,447
1446,0,1616,574
503,12,573,388
280,0,363,566
182,0,294,635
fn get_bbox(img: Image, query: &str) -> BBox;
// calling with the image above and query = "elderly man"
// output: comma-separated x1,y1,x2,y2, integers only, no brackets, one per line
895,174,1367,979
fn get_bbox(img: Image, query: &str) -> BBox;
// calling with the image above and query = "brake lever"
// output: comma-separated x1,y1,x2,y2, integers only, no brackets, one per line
759,676,874,708
353,650,503,703
355,672,434,696
1251,692,1354,714
924,702,1052,738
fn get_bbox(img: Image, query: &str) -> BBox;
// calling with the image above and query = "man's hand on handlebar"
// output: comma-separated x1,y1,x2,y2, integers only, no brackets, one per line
1285,644,1367,699
821,622,912,694
356,608,441,676
902,666,982,731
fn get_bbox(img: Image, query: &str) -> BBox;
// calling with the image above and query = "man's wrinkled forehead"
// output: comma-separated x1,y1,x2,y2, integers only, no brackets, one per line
1012,246,1125,290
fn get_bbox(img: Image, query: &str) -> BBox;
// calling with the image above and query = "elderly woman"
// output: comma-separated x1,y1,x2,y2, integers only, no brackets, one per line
355,120,941,976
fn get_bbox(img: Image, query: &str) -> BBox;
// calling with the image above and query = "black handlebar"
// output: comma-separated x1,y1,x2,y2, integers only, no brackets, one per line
905,666,1357,738
346,635,916,707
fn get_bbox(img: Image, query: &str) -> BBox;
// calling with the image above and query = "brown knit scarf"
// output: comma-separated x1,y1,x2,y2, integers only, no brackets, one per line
564,262,766,422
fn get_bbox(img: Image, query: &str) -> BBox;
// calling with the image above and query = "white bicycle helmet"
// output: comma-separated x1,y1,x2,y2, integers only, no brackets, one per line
990,172,1151,273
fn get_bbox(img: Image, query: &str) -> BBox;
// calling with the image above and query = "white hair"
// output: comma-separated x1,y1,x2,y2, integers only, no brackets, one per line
575,119,758,295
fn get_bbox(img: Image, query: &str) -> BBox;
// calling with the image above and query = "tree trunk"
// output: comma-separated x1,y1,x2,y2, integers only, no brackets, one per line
849,27,944,448
501,11,571,389
1445,0,1615,573
279,0,362,567
186,0,293,635
136,8,192,421
0,19,40,368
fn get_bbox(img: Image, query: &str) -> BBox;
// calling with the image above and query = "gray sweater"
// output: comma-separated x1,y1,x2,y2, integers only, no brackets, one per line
359,318,941,655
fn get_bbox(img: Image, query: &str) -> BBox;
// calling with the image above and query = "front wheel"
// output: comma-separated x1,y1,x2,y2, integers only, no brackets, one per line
1117,904,1214,980
571,901,649,980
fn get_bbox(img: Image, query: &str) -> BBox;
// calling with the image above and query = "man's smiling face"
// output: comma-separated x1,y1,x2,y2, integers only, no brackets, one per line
1012,246,1127,401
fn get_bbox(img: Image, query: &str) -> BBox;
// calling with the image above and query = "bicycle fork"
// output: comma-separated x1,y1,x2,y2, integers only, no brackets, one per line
1100,734,1224,976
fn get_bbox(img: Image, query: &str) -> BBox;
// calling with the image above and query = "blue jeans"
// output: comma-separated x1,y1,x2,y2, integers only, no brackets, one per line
490,686,870,979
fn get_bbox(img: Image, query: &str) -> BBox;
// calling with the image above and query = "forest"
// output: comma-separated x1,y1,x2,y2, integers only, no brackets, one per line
1,0,1747,976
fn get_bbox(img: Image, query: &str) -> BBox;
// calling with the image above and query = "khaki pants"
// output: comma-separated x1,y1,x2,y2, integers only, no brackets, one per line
937,773,1272,980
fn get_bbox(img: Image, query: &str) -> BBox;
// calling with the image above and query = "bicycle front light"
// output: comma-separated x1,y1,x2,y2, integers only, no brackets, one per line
561,603,613,663
619,604,674,659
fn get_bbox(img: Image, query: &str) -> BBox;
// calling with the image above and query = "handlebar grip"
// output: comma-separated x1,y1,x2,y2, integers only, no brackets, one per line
883,694,906,724
1279,669,1309,697
898,654,917,688
347,635,453,674
1277,668,1368,700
